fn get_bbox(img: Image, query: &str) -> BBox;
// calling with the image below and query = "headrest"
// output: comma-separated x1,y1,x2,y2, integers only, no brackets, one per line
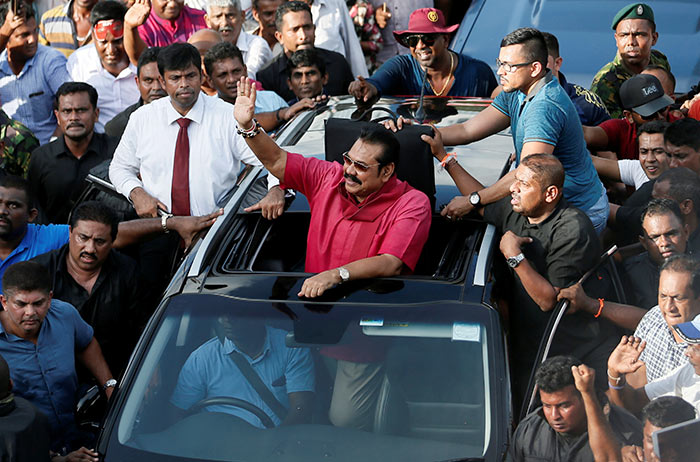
324,118,436,205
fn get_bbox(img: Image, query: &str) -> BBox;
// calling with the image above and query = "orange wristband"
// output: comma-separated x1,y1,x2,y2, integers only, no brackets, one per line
440,152,457,168
594,298,604,318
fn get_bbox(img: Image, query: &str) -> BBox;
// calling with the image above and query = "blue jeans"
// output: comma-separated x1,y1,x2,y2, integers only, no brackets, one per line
583,188,609,236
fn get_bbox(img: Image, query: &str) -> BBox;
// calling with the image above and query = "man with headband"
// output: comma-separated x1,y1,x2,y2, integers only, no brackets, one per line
67,0,140,133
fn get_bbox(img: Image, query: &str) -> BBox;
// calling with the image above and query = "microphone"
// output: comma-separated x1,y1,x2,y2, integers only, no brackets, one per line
414,67,428,123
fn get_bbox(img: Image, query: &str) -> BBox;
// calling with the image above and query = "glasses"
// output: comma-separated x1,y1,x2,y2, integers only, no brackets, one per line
403,34,438,48
342,151,380,173
495,59,535,73
639,109,666,121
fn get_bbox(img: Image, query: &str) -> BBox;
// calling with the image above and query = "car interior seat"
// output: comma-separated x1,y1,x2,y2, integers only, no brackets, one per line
323,118,436,209
373,337,486,446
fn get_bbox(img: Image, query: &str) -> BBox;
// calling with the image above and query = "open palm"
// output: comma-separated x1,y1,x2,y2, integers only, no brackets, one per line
233,76,256,129
608,336,646,375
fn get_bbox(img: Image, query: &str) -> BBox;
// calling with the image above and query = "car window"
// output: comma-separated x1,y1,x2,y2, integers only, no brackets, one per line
111,295,494,462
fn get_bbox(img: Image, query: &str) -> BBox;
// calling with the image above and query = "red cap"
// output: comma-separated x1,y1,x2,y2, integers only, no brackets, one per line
393,8,458,41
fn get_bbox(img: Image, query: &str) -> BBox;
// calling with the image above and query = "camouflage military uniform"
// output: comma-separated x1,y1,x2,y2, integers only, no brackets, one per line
0,110,39,177
590,49,670,119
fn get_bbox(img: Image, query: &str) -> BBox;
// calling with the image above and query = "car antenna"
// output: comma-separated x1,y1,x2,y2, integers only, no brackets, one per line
414,67,428,123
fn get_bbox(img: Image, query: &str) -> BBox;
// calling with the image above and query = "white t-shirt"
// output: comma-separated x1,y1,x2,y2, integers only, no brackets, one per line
645,362,700,414
618,159,650,190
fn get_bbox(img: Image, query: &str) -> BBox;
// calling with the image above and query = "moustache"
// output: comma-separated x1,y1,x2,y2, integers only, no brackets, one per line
344,173,362,185
67,123,84,129
219,26,234,32
80,251,97,260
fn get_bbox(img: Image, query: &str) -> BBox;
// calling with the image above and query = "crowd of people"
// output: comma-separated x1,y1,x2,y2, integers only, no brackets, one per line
0,0,699,460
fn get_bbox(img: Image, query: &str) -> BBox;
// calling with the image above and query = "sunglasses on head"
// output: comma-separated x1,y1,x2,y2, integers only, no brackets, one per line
403,34,438,48
342,151,380,173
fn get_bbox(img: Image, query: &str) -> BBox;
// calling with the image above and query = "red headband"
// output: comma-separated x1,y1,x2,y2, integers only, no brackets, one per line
94,20,124,41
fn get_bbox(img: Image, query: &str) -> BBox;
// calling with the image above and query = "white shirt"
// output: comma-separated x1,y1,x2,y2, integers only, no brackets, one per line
310,0,369,78
237,30,272,79
109,93,263,216
645,362,700,414
66,44,140,133
618,159,650,190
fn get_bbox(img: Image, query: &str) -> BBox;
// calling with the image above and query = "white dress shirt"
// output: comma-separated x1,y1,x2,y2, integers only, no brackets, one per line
237,30,272,79
109,93,265,216
310,0,369,78
66,44,140,133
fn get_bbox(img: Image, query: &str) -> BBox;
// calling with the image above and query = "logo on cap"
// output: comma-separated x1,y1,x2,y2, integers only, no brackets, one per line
427,10,438,22
642,84,658,97
637,4,643,15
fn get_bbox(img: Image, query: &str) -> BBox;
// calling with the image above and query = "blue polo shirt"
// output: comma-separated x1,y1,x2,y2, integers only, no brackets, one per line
0,44,70,144
367,53,497,97
492,72,603,211
0,299,93,443
171,326,315,427
0,224,69,294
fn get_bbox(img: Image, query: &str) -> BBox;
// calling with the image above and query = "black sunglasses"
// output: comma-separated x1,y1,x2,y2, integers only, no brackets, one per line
403,34,438,48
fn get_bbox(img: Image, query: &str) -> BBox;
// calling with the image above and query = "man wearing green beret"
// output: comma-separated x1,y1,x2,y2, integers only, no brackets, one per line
590,3,670,119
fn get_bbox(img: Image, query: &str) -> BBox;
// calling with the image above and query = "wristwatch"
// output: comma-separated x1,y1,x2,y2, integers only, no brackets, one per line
469,191,482,207
506,253,525,268
338,267,350,283
103,379,117,391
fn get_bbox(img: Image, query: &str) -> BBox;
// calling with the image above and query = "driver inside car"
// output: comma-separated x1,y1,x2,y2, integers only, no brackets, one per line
170,316,315,428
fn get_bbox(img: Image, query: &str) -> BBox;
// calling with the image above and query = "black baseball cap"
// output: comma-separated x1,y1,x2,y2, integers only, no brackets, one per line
619,74,673,117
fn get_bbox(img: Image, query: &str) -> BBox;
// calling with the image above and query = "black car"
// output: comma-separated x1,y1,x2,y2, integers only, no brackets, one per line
93,96,525,462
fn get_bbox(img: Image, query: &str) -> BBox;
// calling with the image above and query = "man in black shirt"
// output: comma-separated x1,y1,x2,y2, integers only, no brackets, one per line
256,1,352,101
510,356,641,462
104,47,166,141
32,201,141,377
27,82,118,224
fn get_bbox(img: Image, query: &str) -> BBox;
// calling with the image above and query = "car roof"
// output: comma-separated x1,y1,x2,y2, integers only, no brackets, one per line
452,0,700,92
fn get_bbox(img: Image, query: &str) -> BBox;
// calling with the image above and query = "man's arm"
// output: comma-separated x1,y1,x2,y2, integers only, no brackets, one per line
572,364,621,462
557,283,646,330
281,391,314,425
298,254,403,298
113,210,223,248
438,104,511,147
583,125,611,151
233,77,288,182
501,231,558,311
123,0,151,66
77,337,115,399
591,155,622,182
607,336,650,415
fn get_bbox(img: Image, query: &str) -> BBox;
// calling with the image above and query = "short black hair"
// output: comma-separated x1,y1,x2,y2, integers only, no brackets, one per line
158,42,201,77
0,1,34,28
638,120,669,136
642,396,696,428
500,27,548,69
520,153,565,190
54,82,98,111
655,167,700,218
660,254,700,297
535,355,582,394
69,201,119,242
541,31,559,58
665,118,700,152
645,65,676,90
137,47,161,78
89,0,127,25
203,41,243,77
358,125,400,171
641,198,684,228
275,1,311,32
286,48,326,78
0,175,33,209
2,261,51,297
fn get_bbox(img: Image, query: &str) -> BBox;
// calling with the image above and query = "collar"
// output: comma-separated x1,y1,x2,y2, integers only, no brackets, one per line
523,70,553,103
53,132,102,158
0,46,39,77
333,174,412,222
221,329,271,364
99,61,137,80
151,6,186,30
165,92,205,125
236,30,253,51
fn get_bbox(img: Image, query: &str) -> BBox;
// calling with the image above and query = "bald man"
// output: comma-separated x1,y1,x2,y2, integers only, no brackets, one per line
188,29,224,96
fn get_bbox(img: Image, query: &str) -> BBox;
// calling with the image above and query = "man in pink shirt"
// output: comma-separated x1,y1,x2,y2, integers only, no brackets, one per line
234,76,432,430
123,0,207,65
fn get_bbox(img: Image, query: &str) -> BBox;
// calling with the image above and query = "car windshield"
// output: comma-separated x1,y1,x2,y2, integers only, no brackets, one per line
110,293,495,462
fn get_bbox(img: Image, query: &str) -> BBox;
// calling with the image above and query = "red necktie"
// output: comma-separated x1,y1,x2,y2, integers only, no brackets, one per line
171,118,191,216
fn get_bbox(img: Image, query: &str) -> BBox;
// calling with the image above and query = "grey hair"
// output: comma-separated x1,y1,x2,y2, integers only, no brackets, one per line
207,0,241,13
